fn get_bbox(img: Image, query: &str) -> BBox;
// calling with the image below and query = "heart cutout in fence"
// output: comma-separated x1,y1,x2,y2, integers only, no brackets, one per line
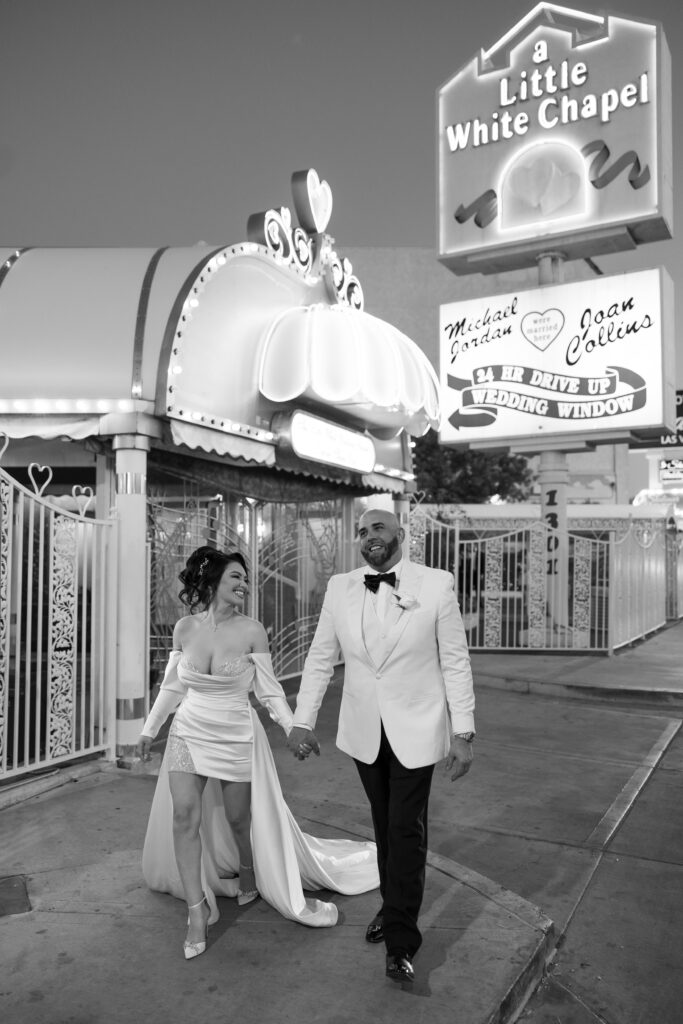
28,463,53,496
72,484,95,516
521,309,565,351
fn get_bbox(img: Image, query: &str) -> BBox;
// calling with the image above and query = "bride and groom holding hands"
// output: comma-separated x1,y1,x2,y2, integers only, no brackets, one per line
137,506,475,985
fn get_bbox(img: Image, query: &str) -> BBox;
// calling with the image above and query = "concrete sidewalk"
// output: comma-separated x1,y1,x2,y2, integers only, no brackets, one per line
0,733,554,1024
1,621,682,1024
471,618,683,707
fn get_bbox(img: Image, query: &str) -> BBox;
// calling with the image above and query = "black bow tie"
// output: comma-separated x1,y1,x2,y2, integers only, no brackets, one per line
364,571,397,593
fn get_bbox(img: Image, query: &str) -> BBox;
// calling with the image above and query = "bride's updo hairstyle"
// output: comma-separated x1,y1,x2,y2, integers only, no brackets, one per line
178,545,249,612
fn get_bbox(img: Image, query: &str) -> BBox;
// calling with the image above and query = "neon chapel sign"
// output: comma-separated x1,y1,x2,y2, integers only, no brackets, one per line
437,3,672,274
445,51,648,149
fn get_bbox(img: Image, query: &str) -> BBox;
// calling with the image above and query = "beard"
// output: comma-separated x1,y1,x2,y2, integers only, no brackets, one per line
362,533,400,569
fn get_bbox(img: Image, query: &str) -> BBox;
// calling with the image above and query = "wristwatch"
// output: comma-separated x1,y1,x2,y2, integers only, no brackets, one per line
453,731,475,742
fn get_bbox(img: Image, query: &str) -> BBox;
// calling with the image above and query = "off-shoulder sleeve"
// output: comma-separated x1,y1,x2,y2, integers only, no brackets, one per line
251,653,294,734
141,650,187,738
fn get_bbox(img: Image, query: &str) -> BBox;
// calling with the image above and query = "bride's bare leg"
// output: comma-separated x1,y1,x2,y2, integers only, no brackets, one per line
221,781,255,892
169,771,209,942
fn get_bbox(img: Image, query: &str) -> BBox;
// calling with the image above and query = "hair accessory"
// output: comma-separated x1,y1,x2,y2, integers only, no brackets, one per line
198,556,210,577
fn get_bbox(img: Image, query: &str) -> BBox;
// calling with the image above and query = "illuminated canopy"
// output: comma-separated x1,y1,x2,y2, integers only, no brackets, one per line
0,245,437,445
0,172,434,491
258,303,440,437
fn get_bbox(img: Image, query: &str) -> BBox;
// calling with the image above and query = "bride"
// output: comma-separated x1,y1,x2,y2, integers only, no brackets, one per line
136,545,378,959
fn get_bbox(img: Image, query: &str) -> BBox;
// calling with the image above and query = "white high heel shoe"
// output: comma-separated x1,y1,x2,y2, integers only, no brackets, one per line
237,864,260,907
184,895,210,960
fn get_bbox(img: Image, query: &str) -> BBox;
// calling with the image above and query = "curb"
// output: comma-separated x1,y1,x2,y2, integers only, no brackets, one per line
427,851,555,1024
476,672,683,708
297,818,556,1024
0,761,111,812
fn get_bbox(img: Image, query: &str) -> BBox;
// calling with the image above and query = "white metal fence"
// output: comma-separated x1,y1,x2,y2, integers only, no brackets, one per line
0,464,116,779
610,520,667,649
6,468,677,782
409,505,675,653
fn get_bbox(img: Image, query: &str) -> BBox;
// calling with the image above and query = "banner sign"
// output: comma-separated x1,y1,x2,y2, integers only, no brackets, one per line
660,458,683,483
439,268,674,447
437,3,672,274
630,389,683,449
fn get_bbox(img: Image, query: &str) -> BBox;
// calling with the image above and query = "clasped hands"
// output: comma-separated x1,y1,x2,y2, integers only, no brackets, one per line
287,728,472,778
287,726,321,761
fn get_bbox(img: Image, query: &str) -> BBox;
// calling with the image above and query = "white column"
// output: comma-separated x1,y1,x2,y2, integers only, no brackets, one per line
113,434,150,763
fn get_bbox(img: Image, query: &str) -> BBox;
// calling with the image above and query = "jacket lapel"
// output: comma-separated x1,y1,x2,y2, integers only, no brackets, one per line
346,568,379,670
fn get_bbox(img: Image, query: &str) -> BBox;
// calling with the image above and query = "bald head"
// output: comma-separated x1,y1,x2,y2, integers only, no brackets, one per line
359,508,399,530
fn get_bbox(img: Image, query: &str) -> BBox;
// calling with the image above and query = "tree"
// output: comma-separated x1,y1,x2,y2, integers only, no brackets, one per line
412,430,534,504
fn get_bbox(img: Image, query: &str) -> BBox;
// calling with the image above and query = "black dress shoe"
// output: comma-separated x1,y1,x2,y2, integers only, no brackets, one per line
365,913,384,944
386,953,414,984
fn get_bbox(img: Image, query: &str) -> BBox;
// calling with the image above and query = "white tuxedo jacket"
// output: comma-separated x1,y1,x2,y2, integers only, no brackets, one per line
294,560,475,768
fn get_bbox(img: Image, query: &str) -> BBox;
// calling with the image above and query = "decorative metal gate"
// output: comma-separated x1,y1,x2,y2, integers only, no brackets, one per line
258,500,345,677
147,491,244,687
148,489,349,683
410,504,671,653
0,462,117,780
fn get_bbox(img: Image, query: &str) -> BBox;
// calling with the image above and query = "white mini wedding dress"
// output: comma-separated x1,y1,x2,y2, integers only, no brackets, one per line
140,651,378,926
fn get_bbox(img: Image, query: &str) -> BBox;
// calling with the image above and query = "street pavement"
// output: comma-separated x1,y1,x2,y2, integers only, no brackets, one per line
1,620,683,1024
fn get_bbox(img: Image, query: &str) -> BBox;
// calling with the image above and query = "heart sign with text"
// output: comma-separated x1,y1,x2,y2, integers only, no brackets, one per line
521,309,564,351
291,169,333,234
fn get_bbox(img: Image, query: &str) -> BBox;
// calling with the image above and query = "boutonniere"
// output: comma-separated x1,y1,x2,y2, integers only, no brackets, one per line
393,592,417,611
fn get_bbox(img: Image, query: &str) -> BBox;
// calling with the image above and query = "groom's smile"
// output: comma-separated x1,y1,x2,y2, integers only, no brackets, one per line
358,513,403,571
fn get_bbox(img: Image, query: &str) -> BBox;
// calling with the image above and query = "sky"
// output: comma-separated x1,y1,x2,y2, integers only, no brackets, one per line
0,0,680,283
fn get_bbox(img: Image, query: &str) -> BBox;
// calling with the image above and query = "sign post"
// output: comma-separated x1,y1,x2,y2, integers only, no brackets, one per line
536,249,570,631
539,448,569,630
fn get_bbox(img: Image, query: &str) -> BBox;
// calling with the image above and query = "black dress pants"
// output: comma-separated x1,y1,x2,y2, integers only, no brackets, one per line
354,723,435,957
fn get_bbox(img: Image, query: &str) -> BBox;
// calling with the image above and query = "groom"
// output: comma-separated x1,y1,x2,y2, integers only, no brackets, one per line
288,507,475,985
